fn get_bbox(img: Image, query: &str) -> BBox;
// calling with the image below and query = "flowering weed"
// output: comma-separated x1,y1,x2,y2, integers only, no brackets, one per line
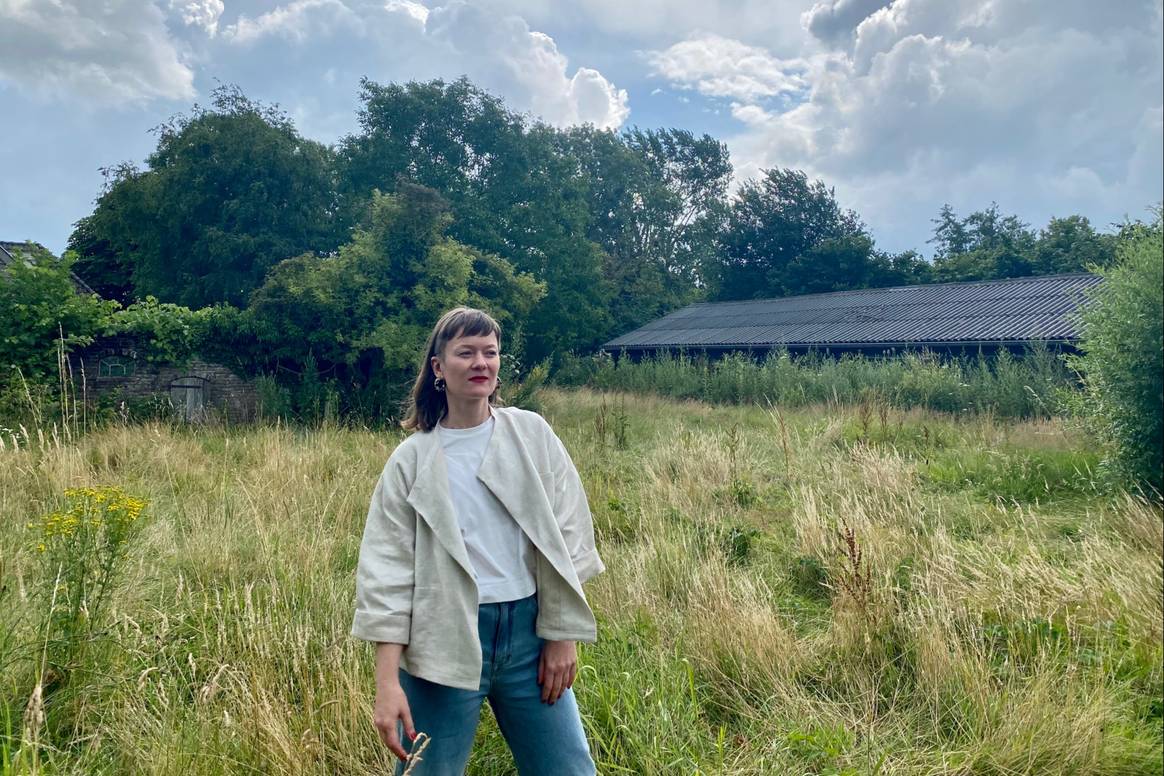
28,486,148,681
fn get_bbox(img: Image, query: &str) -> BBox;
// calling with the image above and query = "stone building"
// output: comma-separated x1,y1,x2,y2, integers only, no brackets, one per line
66,335,259,424
3,240,259,423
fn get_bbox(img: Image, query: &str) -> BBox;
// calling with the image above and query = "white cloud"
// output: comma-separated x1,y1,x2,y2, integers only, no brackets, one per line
652,0,1163,252
646,34,807,102
425,5,628,127
802,0,891,45
0,0,195,105
220,0,629,129
171,0,225,35
472,0,810,54
384,0,430,25
223,0,362,44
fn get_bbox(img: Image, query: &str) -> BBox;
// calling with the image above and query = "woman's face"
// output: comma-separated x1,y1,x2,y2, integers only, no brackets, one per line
432,331,500,400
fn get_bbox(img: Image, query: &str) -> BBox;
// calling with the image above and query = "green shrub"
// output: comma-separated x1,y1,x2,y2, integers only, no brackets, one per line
504,358,550,413
1067,218,1163,494
0,246,117,381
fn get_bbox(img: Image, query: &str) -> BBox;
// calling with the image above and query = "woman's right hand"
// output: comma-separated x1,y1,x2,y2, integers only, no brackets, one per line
373,681,417,762
373,643,416,762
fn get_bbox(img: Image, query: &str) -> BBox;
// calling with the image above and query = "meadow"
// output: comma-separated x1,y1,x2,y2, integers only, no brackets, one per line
1,387,1161,774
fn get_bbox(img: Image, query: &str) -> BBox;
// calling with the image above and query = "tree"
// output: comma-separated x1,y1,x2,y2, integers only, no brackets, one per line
712,168,869,299
1032,215,1116,275
565,127,730,336
867,249,934,287
246,184,544,419
783,234,877,294
69,85,340,308
622,128,732,289
340,78,613,360
68,162,142,306
929,204,971,258
930,203,1038,281
338,77,523,236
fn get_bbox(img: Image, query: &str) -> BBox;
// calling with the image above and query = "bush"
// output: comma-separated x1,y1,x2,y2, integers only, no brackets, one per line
1067,218,1163,494
0,246,117,382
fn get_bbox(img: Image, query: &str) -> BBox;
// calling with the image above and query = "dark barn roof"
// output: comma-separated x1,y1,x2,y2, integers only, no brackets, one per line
604,273,1103,352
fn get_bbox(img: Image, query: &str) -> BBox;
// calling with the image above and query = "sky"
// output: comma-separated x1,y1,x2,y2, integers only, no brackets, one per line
1,0,1161,258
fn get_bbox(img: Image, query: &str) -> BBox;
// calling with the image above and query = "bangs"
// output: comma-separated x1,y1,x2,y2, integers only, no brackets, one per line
439,308,501,345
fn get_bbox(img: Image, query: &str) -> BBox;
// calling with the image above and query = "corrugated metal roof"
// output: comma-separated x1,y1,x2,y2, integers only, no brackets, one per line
603,273,1103,350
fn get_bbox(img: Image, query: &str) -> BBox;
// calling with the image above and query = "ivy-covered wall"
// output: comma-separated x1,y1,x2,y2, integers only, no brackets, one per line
68,335,258,423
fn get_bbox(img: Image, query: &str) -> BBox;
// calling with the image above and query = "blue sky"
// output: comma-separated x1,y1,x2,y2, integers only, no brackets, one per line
2,0,1161,258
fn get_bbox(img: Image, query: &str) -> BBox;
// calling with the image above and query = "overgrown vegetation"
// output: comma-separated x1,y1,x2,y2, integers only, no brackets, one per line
1,389,1159,773
556,345,1070,419
35,78,1139,418
1066,218,1164,494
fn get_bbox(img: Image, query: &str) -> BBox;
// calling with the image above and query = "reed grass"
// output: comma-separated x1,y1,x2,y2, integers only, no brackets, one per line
1,388,1160,774
556,346,1072,419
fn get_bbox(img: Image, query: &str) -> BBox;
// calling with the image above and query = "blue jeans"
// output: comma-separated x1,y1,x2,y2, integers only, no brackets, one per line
395,593,596,775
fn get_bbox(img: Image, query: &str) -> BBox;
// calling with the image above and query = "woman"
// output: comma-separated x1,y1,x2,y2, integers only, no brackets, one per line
351,307,605,775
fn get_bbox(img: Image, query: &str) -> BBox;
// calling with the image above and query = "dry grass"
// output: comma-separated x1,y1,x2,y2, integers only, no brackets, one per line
1,388,1161,774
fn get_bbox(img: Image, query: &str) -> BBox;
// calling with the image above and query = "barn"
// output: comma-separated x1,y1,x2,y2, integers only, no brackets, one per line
603,273,1102,358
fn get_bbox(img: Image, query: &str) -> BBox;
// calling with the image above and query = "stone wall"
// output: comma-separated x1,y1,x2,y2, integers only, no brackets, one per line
68,336,259,424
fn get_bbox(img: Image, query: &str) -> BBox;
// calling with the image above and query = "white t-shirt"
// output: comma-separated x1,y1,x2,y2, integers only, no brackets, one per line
438,413,537,604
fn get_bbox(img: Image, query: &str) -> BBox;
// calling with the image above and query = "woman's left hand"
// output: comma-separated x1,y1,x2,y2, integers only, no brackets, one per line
538,640,577,705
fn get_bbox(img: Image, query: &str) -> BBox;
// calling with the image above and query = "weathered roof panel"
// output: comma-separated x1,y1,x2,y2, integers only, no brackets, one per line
604,273,1102,350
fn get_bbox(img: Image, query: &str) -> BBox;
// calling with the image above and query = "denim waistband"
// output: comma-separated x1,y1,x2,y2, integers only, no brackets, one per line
478,591,537,614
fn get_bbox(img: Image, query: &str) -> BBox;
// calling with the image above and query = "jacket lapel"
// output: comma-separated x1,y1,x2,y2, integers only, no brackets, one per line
477,410,583,593
404,432,477,582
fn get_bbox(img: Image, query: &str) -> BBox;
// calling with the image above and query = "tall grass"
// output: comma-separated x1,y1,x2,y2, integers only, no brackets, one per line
1,389,1160,774
555,345,1071,418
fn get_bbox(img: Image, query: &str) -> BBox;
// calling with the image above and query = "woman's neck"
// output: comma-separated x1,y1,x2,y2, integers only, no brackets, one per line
441,397,492,429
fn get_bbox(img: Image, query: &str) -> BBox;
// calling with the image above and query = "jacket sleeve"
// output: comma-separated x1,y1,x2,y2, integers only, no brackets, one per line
546,422,606,584
351,457,416,644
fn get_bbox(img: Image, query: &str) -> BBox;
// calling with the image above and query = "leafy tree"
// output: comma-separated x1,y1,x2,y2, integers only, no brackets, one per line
713,168,869,299
1032,215,1116,275
930,203,1038,281
0,245,118,382
929,204,971,258
491,125,612,360
67,164,141,306
338,77,524,235
868,249,934,287
784,234,878,294
246,184,544,419
101,297,234,367
340,78,611,360
622,128,731,289
1067,212,1163,494
69,85,340,308
566,127,729,335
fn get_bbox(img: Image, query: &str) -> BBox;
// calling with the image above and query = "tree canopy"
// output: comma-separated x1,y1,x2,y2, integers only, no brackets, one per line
70,85,341,309
54,77,1141,422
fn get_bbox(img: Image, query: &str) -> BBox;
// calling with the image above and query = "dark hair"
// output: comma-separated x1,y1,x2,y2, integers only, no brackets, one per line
401,307,503,432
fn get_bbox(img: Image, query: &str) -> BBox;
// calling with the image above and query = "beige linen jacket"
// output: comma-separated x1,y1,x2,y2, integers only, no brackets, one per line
351,405,605,690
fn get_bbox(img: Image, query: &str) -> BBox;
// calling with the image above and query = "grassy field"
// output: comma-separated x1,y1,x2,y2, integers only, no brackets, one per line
1,388,1161,774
